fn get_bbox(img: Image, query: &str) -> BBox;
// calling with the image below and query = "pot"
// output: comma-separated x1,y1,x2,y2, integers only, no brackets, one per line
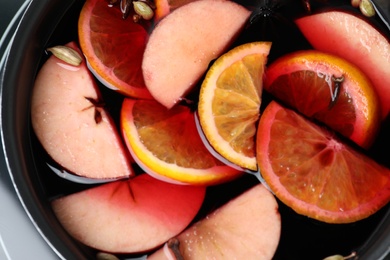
1,0,389,259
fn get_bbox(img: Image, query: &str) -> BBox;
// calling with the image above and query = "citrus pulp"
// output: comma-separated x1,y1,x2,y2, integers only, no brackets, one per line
78,0,153,99
121,99,242,185
256,101,390,224
264,50,381,149
198,41,271,171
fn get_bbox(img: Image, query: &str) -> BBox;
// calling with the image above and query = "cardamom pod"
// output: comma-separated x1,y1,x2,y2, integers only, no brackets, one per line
323,255,345,260
323,252,356,260
359,0,375,17
96,252,120,260
46,46,83,66
133,1,154,20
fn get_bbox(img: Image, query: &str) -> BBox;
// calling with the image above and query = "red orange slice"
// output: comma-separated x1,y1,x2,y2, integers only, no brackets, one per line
78,0,153,99
256,101,390,224
295,11,390,120
264,50,381,149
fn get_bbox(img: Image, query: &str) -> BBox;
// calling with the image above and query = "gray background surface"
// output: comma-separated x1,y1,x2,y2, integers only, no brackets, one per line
0,0,59,259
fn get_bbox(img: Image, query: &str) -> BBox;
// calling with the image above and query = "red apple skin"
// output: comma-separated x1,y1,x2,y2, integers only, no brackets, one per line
148,184,281,259
295,11,390,120
31,42,133,179
51,174,206,253
142,0,250,108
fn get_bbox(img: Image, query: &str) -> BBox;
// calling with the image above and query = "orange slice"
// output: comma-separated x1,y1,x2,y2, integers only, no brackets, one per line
154,0,197,21
120,98,242,185
256,101,390,224
78,0,153,99
264,50,381,149
198,42,272,171
295,11,390,120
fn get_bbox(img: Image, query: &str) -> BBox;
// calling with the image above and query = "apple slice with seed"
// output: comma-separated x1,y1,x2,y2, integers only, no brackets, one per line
31,42,133,179
148,184,281,259
51,174,206,253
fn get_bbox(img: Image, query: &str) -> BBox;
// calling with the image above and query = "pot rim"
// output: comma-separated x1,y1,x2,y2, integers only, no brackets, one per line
0,0,389,259
0,0,91,259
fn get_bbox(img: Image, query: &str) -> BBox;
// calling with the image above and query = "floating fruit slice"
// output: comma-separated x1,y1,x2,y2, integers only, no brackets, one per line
120,99,242,185
154,0,197,21
198,42,271,171
264,50,381,149
78,0,152,99
295,11,390,120
142,0,250,108
256,101,390,224
52,174,206,253
148,184,281,259
31,42,133,179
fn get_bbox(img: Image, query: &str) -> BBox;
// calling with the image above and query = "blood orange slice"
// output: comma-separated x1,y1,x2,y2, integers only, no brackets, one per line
264,50,381,149
78,0,153,99
121,98,242,185
256,101,390,224
295,10,390,120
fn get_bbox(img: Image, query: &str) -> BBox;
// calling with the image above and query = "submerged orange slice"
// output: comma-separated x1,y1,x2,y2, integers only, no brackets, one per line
264,50,381,149
78,0,153,99
198,42,271,171
257,101,390,224
121,99,242,185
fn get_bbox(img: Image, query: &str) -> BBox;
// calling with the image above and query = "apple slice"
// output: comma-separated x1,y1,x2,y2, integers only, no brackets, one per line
31,42,133,179
142,0,250,108
51,174,206,253
148,184,281,259
295,11,390,120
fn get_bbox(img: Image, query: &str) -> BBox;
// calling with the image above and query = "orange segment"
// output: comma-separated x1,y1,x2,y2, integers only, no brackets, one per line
198,42,272,171
121,98,242,185
257,101,390,224
264,50,381,149
78,0,153,99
